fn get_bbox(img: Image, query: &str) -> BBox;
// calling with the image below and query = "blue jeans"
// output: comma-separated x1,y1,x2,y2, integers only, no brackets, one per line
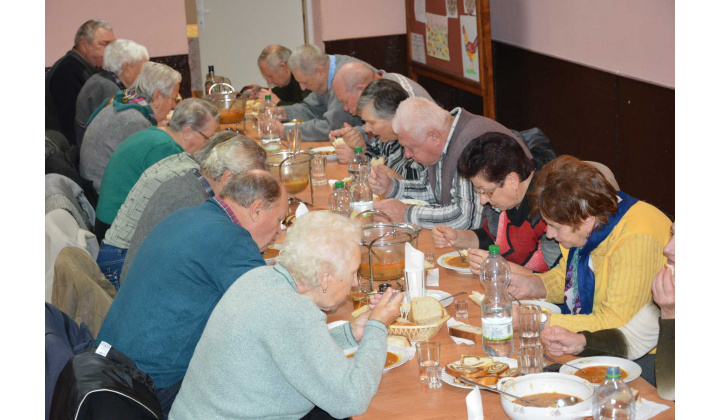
96,242,127,290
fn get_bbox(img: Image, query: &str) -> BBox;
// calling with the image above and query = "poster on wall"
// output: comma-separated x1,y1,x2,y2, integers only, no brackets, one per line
459,15,479,81
464,0,476,16
414,0,426,23
446,0,458,18
411,33,426,64
426,13,450,61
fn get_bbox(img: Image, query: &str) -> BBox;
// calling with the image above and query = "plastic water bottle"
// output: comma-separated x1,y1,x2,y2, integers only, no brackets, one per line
259,94,280,145
479,245,514,357
348,147,370,179
592,366,636,420
328,181,352,217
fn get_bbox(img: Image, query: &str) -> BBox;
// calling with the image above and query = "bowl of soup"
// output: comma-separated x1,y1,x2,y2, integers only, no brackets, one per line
498,373,594,419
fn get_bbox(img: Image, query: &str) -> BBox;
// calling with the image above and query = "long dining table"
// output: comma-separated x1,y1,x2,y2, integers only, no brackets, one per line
228,126,676,419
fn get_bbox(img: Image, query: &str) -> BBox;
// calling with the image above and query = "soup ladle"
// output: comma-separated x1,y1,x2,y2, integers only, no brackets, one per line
459,377,580,408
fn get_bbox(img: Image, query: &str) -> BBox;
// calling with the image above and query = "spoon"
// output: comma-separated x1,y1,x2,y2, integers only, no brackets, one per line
543,354,588,375
453,246,469,264
508,291,524,307
459,377,580,408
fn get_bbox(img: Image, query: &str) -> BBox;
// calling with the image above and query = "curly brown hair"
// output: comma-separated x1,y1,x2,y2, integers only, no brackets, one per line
528,155,618,229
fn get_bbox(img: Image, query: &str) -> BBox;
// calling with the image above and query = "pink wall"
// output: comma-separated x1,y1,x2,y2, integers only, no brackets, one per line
489,0,675,88
45,0,189,67
319,0,406,41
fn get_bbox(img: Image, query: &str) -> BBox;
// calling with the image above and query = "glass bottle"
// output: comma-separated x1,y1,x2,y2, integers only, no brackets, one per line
259,94,280,145
593,366,636,420
328,181,352,217
479,245,514,357
349,148,373,214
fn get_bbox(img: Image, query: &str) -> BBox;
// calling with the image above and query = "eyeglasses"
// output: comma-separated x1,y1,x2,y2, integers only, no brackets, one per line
473,182,501,198
192,126,211,141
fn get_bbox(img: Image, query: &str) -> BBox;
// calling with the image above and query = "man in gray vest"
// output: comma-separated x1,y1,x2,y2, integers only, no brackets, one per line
275,44,373,141
369,97,530,230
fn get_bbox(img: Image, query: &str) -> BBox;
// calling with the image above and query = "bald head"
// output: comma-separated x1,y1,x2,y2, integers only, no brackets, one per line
332,62,379,115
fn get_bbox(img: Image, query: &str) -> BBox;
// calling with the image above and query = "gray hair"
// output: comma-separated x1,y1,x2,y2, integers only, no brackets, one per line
103,39,149,74
277,211,361,288
191,130,240,164
287,44,329,75
357,79,409,121
74,19,113,47
130,61,182,102
392,97,449,141
258,45,292,70
200,136,268,181
335,62,375,93
219,170,282,209
167,98,220,133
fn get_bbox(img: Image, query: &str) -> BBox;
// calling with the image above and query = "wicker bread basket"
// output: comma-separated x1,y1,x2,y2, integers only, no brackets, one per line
387,308,450,341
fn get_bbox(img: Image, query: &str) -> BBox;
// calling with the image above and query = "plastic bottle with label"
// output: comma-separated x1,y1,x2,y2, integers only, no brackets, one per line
349,148,373,215
259,94,280,145
592,366,636,419
328,181,352,217
479,245,514,357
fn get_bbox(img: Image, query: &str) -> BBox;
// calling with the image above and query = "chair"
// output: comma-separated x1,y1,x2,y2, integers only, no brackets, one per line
586,161,621,191
52,247,116,338
50,344,162,420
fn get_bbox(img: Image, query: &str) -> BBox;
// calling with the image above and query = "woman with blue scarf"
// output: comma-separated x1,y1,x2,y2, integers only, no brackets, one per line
508,156,671,332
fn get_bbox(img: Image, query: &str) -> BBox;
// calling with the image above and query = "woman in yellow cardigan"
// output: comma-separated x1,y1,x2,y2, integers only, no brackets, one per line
507,156,671,332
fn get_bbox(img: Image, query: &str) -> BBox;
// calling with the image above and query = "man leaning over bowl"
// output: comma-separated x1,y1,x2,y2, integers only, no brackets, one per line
170,211,404,420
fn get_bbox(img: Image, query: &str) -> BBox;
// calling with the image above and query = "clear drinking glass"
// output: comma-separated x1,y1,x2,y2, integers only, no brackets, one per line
415,341,441,383
405,269,426,301
455,299,469,319
311,154,327,186
517,345,545,375
517,304,543,348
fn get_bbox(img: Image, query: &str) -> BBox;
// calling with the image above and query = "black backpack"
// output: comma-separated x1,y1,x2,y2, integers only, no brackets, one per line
50,343,162,420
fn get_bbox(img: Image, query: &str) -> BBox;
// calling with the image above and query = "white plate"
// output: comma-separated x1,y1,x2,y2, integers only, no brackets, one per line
344,344,411,373
442,357,518,389
427,290,453,307
312,146,338,161
263,244,282,263
437,251,472,274
517,300,562,314
400,199,429,206
559,356,642,386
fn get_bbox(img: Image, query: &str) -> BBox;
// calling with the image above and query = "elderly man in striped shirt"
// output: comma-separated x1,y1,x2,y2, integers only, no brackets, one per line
369,97,530,230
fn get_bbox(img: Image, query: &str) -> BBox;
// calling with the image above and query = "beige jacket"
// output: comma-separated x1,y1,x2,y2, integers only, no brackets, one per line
52,247,117,338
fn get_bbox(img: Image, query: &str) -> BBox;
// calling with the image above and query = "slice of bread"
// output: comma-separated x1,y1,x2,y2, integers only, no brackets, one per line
488,362,509,375
450,325,484,344
408,296,444,325
387,335,411,348
333,137,345,147
370,156,385,166
469,291,485,307
461,355,494,370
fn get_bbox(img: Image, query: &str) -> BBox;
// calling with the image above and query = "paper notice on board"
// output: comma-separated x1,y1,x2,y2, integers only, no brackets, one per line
460,15,480,81
464,0,476,16
446,0,458,18
426,14,450,61
411,33,426,64
414,0,426,23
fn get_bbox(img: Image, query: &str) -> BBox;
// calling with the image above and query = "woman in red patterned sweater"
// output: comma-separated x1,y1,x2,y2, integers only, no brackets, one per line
432,131,559,274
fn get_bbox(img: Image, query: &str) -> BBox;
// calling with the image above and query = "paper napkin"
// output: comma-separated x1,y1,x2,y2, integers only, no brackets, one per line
295,203,309,218
466,386,484,420
426,268,439,286
635,398,671,420
404,242,424,272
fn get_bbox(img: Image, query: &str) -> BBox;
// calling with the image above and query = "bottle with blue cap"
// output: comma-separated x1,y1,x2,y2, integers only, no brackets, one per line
592,366,636,419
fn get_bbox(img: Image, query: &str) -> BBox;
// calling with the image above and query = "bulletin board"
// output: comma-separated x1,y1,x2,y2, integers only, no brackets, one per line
405,0,496,118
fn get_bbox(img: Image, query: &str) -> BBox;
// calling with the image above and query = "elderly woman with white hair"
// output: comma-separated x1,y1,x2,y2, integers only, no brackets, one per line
75,39,149,144
170,211,404,420
80,61,181,193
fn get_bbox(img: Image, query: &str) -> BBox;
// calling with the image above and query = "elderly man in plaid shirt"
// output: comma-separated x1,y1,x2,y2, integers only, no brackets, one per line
369,97,530,230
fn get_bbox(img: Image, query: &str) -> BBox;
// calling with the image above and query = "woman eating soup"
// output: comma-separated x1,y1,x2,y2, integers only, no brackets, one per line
432,132,560,274
508,156,671,332
170,211,404,420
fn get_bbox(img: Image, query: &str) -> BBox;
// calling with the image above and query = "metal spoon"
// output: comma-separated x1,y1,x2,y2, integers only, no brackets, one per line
555,396,580,407
508,291,524,307
438,291,468,302
458,377,542,407
543,354,588,375
453,246,469,264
